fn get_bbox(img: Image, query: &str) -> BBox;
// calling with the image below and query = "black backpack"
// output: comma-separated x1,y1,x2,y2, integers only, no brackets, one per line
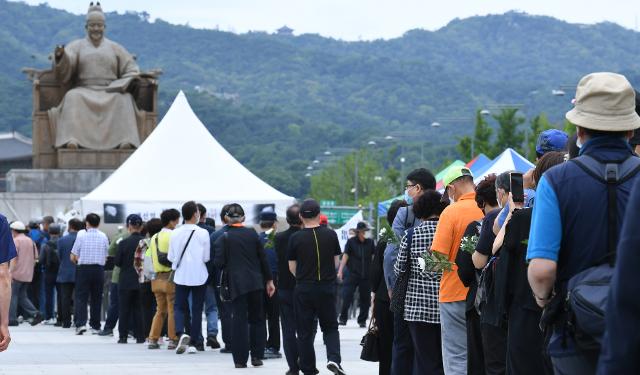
562,154,640,359
44,239,60,272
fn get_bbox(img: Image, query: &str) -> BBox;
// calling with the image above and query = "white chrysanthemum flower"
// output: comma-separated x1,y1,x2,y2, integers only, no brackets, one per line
417,257,426,272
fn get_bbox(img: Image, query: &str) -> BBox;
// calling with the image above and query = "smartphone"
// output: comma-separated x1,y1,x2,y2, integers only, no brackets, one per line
510,172,525,203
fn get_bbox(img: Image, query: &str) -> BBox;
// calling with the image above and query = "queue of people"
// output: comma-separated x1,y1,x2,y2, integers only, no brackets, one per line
1,71,640,375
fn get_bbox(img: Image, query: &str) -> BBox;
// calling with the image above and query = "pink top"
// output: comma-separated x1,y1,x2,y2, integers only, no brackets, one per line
10,234,37,282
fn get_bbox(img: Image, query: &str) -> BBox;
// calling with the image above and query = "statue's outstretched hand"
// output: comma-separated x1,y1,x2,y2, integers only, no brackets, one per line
54,45,65,60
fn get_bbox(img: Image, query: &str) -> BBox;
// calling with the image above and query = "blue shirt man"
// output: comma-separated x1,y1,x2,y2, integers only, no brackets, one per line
527,72,640,374
0,215,17,264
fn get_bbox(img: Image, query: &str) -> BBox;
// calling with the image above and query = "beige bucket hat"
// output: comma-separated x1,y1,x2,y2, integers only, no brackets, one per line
566,72,640,131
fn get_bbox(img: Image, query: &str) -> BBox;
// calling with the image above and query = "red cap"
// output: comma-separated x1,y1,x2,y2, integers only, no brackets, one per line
319,214,329,225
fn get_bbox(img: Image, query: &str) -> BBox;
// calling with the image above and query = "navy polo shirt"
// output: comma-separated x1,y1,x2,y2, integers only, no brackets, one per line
0,214,17,264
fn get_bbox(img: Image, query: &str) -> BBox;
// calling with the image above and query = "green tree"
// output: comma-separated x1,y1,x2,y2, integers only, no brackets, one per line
310,149,397,206
456,109,494,160
492,108,526,156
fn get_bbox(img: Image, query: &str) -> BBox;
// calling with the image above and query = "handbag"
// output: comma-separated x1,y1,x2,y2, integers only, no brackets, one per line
360,316,380,362
390,228,415,314
154,234,172,267
168,230,195,283
218,233,232,302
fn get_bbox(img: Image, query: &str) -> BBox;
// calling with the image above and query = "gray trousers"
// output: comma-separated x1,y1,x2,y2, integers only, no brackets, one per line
10,280,39,322
440,301,467,375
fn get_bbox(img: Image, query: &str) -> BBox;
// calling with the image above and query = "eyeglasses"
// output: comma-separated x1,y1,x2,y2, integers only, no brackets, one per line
405,184,417,191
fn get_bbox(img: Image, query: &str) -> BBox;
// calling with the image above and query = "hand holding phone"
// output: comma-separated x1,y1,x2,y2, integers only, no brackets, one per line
510,172,525,204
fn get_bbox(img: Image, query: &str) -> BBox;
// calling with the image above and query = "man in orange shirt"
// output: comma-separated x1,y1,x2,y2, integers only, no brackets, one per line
432,167,483,374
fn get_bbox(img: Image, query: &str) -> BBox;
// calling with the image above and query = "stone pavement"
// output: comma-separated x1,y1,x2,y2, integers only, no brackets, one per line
1,321,377,375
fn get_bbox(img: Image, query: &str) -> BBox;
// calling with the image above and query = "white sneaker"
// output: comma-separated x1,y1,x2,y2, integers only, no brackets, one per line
75,325,87,335
43,318,56,325
187,346,197,354
175,334,190,355
90,328,100,335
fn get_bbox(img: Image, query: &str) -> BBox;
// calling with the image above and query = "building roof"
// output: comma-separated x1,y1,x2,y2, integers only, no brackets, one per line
0,132,32,161
277,25,294,34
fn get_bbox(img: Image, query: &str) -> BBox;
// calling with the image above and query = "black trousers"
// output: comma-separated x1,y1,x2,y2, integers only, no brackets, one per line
214,284,233,348
43,273,58,320
74,265,104,329
279,289,299,372
467,309,486,375
339,275,370,324
407,321,444,375
265,273,280,350
140,282,155,339
59,282,74,327
481,323,508,375
231,290,266,365
391,311,416,375
373,299,393,375
507,307,552,375
28,266,41,310
118,288,143,341
295,283,341,375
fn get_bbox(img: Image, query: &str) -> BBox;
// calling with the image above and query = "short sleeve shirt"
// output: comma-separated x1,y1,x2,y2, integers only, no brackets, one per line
288,226,341,283
431,192,484,303
475,209,500,256
0,215,17,264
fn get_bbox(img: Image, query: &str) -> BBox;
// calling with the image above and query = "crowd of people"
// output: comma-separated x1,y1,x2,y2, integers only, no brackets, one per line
0,71,640,375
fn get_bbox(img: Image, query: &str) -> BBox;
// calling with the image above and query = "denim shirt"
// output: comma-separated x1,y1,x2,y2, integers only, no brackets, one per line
383,206,422,292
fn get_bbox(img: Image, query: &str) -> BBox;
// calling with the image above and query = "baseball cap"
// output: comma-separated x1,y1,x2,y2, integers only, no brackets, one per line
225,203,245,218
319,214,329,226
300,199,321,219
259,206,278,222
126,214,143,227
443,167,473,187
355,222,370,232
10,221,26,231
536,129,569,157
566,72,640,131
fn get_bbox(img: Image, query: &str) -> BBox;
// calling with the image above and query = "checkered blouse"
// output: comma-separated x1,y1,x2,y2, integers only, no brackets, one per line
394,220,442,323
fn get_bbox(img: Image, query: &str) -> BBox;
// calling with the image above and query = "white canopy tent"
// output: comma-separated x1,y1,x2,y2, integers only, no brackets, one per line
80,91,296,224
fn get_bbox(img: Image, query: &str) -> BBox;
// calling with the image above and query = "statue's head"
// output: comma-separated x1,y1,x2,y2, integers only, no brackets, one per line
85,2,106,44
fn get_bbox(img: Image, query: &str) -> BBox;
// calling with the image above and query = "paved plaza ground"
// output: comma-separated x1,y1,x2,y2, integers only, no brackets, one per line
2,321,377,375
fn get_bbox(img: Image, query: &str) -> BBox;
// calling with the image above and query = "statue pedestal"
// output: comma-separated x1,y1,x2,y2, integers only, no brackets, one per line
0,168,113,222
6,168,113,193
57,149,133,169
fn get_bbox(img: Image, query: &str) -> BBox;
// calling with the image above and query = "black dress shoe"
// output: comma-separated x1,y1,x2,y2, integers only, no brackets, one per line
54,321,63,327
220,347,232,353
195,343,205,352
251,357,264,367
234,363,247,368
207,336,221,349
117,338,127,344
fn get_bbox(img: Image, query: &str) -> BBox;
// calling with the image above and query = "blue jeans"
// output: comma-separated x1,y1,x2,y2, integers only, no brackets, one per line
205,284,219,337
175,284,206,346
103,282,119,330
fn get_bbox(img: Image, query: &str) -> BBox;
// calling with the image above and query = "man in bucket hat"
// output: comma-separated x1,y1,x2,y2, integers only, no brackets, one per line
337,221,375,327
527,72,640,374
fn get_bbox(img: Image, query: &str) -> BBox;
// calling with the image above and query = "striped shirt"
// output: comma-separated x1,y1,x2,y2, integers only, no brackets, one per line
71,228,109,266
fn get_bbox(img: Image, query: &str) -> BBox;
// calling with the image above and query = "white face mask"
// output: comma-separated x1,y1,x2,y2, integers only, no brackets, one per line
576,137,584,149
449,197,454,205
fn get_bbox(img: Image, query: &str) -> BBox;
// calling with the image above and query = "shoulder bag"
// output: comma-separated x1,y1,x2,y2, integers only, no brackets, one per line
390,228,415,314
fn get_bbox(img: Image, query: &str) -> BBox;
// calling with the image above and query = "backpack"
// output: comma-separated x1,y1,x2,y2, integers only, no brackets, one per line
563,154,640,358
44,239,60,272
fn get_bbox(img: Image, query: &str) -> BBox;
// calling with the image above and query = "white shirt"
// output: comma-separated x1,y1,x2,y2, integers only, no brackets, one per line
168,224,210,286
71,228,109,266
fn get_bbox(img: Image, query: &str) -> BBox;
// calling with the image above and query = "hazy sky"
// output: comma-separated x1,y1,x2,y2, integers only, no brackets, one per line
15,0,640,40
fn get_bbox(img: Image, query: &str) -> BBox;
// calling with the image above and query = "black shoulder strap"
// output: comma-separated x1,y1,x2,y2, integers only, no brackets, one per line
570,155,640,264
175,230,195,270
